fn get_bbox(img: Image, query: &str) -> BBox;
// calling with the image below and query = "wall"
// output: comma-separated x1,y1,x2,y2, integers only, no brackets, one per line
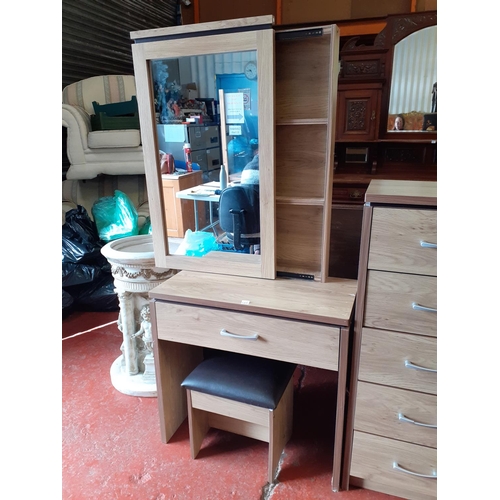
181,0,438,25
62,0,178,176
62,0,178,90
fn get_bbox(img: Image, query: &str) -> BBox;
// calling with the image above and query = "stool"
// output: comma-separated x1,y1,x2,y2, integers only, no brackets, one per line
181,353,296,483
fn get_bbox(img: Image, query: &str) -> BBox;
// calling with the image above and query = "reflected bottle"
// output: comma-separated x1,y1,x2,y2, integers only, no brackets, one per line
219,164,228,191
183,143,193,172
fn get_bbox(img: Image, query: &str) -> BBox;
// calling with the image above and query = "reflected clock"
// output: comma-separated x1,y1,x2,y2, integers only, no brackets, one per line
244,61,257,80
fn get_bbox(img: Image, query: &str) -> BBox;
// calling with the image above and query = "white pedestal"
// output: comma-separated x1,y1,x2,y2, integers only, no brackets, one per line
101,235,176,397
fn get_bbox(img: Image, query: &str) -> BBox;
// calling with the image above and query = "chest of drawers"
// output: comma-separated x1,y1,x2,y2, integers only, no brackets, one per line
343,180,437,499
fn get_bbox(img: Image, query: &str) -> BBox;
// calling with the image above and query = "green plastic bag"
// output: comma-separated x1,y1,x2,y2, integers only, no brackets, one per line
92,190,139,242
139,216,153,235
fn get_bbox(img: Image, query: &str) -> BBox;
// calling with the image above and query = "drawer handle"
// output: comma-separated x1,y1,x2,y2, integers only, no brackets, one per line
393,462,437,479
412,302,437,313
220,329,259,340
420,240,437,249
404,360,437,373
398,412,437,429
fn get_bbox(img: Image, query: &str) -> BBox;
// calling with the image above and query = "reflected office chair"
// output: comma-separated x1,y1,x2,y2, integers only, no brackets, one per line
218,184,260,252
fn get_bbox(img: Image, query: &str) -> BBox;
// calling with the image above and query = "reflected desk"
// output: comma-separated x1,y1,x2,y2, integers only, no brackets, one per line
149,270,357,491
176,179,242,232
176,181,221,232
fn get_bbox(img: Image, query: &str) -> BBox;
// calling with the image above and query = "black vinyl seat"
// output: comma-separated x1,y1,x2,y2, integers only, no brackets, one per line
181,352,296,484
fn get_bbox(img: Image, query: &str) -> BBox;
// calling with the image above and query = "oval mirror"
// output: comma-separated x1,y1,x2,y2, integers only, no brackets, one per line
387,26,437,133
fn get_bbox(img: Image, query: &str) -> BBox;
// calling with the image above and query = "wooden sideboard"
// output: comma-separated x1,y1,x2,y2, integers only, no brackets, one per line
149,270,357,491
343,180,437,499
330,12,437,281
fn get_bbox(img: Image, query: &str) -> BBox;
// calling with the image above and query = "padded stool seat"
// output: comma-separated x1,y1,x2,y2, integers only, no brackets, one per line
181,353,296,483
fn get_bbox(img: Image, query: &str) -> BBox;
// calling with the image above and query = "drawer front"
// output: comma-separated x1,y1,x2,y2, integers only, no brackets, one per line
354,382,436,448
191,148,222,172
350,431,437,500
364,271,437,336
359,328,436,394
188,126,220,150
155,302,340,370
368,207,437,276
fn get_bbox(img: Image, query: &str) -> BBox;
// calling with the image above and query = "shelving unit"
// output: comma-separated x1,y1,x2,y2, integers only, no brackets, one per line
275,26,340,282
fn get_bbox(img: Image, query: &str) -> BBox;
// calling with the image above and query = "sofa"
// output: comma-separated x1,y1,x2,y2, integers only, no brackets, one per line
387,111,437,131
62,75,145,180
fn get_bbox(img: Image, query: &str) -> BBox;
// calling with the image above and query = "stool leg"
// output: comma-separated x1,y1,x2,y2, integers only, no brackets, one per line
186,390,209,459
267,379,294,483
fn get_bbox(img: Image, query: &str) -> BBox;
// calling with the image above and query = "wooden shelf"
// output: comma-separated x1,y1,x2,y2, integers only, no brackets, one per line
277,196,325,205
276,118,328,126
274,25,339,282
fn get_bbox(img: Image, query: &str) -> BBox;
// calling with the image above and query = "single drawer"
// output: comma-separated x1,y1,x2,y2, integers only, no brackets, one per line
191,147,222,172
354,382,436,448
154,302,340,370
364,271,437,336
368,207,437,276
350,431,437,500
359,328,436,394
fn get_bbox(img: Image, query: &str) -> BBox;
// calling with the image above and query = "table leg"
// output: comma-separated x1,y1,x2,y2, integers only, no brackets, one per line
209,201,214,226
332,325,349,492
193,200,199,231
150,300,204,442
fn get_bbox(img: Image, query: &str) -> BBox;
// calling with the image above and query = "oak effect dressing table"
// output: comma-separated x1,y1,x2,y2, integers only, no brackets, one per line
131,15,355,491
149,271,357,491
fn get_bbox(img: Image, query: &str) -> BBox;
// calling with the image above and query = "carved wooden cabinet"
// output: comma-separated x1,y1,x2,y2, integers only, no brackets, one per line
331,11,437,281
336,84,381,142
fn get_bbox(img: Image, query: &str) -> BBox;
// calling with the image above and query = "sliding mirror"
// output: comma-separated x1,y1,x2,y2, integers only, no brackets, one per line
131,18,275,279
387,25,437,133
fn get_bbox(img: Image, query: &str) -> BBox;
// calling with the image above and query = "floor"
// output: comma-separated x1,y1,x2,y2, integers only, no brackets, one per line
62,309,402,500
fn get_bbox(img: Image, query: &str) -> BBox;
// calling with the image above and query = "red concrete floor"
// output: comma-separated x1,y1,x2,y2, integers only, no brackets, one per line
62,310,402,500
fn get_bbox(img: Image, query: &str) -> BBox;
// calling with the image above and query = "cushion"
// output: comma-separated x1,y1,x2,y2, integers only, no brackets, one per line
62,75,137,115
181,353,296,409
88,129,141,149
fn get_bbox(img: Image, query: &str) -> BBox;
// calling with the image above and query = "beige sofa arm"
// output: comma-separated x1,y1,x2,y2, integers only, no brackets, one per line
62,103,92,166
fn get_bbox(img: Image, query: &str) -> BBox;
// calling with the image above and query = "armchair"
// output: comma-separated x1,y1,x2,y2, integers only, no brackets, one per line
62,75,145,180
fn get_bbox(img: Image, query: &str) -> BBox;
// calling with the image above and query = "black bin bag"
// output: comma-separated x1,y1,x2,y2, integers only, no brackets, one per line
62,205,118,313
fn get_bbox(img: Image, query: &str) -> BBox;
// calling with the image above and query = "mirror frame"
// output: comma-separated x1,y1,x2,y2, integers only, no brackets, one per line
131,17,276,279
378,11,437,141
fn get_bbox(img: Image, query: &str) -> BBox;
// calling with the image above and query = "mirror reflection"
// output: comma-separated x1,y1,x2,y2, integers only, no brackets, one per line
151,51,261,257
387,26,437,132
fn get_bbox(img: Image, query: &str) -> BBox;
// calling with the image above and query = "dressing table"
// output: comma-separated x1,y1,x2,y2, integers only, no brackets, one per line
149,270,357,491
131,15,356,491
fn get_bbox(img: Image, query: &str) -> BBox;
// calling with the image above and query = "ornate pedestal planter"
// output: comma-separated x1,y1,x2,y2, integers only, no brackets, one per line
101,235,176,397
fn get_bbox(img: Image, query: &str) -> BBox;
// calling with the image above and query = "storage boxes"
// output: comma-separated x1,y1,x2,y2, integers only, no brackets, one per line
91,96,140,131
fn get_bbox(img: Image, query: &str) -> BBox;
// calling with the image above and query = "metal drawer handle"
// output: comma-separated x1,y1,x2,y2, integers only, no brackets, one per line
420,240,437,249
398,412,437,429
412,302,437,313
220,329,259,340
393,462,437,479
404,360,437,373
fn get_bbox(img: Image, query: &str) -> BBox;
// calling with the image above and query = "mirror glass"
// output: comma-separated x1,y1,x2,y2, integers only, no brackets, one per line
387,26,437,132
151,50,262,258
